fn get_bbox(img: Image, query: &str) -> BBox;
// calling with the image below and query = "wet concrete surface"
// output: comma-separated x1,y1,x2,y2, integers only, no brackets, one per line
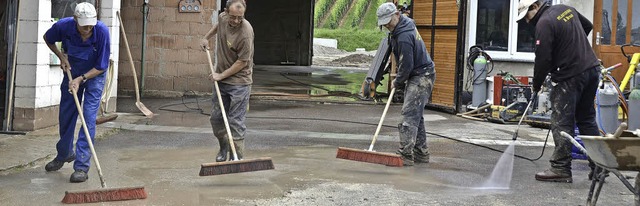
0,66,637,205
1,97,637,205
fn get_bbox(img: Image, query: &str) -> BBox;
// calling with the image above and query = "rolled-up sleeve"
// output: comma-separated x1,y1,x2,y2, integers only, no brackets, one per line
93,25,111,70
44,22,62,44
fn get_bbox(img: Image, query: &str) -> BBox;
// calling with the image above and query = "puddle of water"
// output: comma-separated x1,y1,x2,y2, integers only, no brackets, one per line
475,141,516,190
253,66,390,102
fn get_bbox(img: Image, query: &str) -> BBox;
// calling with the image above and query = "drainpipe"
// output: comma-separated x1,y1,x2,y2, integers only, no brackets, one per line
140,0,149,96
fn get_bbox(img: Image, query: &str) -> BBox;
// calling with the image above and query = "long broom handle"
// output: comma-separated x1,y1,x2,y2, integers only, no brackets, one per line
65,70,107,188
368,88,396,151
205,49,239,161
5,3,20,131
116,12,142,103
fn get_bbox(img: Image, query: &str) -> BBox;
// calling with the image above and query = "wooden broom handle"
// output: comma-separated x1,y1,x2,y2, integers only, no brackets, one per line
369,88,396,151
66,70,107,188
116,12,142,102
205,49,239,161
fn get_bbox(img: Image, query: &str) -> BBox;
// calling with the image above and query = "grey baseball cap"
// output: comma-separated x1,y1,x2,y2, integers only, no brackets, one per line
377,2,397,26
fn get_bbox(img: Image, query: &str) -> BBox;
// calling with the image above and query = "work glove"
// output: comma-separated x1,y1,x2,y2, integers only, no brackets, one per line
531,86,541,94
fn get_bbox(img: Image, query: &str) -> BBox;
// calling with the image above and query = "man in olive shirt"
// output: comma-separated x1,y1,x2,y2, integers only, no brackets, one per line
200,0,254,161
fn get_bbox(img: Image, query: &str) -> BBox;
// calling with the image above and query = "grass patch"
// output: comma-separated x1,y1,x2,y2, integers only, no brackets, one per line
314,28,387,52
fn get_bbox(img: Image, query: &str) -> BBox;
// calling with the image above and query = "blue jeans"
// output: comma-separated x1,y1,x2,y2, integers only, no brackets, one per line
56,74,105,172
397,73,435,158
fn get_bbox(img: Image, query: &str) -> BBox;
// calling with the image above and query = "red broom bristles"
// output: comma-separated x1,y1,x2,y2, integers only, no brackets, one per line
200,157,275,176
336,147,403,167
62,186,146,204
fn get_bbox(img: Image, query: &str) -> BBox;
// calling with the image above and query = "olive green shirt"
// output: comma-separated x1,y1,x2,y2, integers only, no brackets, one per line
216,12,254,85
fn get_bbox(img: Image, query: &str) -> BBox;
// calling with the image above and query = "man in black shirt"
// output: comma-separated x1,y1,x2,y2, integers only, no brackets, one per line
517,0,600,183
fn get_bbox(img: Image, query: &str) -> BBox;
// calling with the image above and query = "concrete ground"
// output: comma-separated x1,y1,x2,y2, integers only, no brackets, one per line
0,66,638,205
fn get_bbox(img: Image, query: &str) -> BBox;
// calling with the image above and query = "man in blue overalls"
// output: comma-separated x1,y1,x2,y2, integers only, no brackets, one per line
43,2,110,183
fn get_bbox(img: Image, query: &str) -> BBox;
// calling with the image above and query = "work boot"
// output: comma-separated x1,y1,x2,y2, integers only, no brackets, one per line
216,137,230,162
396,151,414,166
413,148,430,163
45,153,76,172
535,169,572,183
70,170,88,183
231,139,244,160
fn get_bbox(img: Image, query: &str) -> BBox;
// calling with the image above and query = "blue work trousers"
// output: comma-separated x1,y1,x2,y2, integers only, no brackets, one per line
55,74,105,172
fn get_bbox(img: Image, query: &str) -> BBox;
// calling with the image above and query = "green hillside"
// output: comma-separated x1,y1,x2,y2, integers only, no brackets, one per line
314,0,411,30
313,0,411,51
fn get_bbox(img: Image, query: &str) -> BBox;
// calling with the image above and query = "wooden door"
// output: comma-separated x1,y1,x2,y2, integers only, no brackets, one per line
413,0,465,112
594,0,640,90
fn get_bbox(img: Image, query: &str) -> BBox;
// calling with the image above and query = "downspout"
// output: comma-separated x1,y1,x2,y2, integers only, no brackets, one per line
2,0,25,134
454,0,467,113
140,0,149,96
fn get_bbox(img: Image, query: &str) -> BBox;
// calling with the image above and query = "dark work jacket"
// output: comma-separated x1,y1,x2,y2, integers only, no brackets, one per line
529,3,599,91
390,15,435,88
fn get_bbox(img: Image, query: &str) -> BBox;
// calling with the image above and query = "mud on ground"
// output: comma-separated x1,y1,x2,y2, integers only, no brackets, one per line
312,45,376,69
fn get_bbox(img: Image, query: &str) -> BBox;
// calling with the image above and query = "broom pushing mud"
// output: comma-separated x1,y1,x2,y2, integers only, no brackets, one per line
200,49,274,176
336,88,403,167
61,70,146,204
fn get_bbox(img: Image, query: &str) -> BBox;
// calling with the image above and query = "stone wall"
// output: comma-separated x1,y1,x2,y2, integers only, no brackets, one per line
118,0,217,97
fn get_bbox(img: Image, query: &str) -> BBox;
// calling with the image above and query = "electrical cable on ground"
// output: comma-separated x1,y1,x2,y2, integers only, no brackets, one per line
247,116,550,162
157,94,551,162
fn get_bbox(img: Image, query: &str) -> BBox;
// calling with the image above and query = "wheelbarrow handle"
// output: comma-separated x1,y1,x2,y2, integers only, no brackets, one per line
606,122,627,138
560,131,588,155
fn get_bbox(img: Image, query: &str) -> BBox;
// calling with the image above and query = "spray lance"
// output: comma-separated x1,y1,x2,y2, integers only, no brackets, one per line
512,75,550,141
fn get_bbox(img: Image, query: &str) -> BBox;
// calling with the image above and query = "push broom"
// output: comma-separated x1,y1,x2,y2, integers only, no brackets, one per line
116,12,153,118
61,70,146,204
199,49,274,176
336,88,403,167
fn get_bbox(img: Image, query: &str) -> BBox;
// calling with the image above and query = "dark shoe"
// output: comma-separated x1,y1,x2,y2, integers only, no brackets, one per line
414,155,429,163
216,137,230,162
413,149,429,163
535,169,572,183
396,151,414,166
70,170,88,183
402,157,414,166
45,154,75,172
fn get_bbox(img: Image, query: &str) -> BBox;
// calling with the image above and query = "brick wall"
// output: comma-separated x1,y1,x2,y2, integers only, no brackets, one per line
119,0,217,97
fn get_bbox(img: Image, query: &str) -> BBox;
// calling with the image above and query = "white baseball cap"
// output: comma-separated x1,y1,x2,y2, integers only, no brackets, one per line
516,0,538,23
74,2,97,26
377,2,397,26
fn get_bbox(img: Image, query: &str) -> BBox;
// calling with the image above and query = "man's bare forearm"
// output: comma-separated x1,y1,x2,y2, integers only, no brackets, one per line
219,60,248,79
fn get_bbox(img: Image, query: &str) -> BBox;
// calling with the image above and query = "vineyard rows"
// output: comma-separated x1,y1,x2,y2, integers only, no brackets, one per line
315,0,403,30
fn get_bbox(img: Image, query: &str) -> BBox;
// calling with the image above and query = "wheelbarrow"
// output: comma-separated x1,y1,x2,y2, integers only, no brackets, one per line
560,123,640,206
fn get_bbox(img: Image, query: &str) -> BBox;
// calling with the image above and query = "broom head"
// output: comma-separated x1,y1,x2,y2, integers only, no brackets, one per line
62,186,146,204
336,147,403,167
200,157,274,176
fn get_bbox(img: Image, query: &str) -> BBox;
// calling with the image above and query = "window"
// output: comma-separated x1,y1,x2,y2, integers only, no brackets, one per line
52,0,96,19
616,0,628,45
469,0,539,61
